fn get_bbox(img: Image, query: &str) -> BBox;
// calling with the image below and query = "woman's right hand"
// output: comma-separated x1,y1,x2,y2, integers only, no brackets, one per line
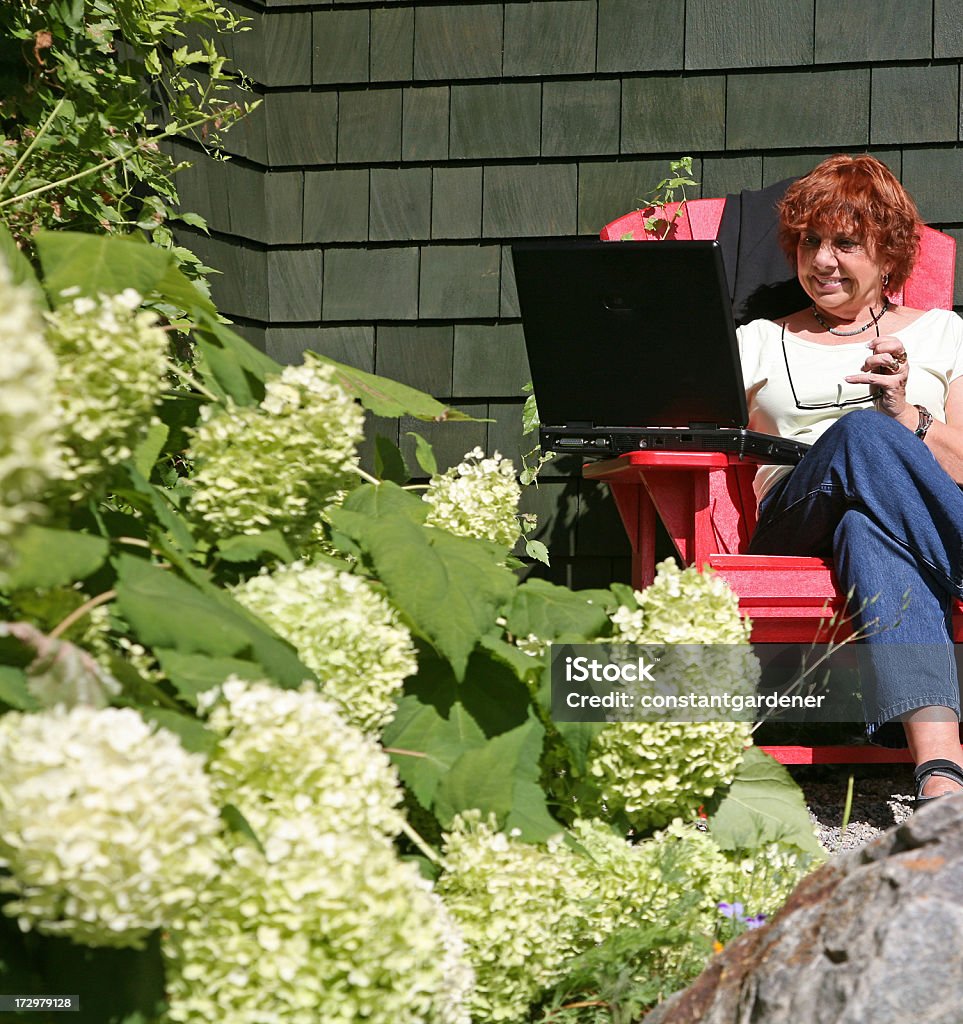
845,335,914,425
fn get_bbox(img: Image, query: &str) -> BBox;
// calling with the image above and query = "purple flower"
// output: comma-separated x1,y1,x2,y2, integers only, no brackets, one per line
742,914,767,930
717,901,744,919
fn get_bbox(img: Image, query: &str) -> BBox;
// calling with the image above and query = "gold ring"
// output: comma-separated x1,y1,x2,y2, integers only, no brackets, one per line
892,350,907,367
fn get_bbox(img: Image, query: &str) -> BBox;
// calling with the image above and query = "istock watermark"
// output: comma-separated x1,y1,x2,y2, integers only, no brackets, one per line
547,642,915,723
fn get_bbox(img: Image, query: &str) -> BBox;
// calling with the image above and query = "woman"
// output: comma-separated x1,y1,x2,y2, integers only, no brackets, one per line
738,154,963,807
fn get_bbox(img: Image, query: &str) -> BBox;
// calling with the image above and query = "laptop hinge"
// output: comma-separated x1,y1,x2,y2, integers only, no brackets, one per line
688,422,720,430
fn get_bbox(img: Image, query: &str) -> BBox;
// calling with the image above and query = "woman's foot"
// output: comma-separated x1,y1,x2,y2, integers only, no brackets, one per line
914,759,963,808
901,710,963,805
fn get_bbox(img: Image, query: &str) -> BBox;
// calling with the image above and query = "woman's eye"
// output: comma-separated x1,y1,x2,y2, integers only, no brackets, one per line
802,235,820,247
836,239,859,253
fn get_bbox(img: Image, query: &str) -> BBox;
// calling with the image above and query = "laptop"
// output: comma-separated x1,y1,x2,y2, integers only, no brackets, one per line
511,238,810,464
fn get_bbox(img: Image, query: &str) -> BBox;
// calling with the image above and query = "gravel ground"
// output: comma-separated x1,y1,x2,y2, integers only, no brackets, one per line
793,765,915,855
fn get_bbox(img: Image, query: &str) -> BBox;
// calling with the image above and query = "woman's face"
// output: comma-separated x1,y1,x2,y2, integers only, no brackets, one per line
795,225,888,319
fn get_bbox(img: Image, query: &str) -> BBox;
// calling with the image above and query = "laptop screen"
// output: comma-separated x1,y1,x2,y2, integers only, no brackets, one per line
512,238,748,430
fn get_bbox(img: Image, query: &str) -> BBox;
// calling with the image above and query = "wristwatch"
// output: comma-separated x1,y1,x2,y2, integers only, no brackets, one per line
914,404,934,441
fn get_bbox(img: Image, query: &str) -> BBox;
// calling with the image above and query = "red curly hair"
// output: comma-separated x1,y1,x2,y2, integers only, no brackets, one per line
777,154,923,294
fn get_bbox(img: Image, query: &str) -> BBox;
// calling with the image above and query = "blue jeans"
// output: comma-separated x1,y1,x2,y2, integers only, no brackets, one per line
749,409,963,736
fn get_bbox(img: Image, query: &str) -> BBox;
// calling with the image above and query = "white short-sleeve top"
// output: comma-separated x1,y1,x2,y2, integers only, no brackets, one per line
737,308,963,502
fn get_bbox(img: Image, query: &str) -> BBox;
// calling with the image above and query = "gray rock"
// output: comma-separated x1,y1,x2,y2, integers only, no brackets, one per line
642,793,963,1024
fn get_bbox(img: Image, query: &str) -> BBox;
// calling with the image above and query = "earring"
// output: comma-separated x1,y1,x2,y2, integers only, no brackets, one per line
882,272,890,287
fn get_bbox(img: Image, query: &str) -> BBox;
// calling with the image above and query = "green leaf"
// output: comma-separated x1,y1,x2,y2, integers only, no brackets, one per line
0,221,45,305
214,530,295,565
139,706,217,757
0,666,38,711
35,231,173,304
554,719,606,776
524,539,550,565
6,526,108,590
478,633,545,686
115,464,195,553
374,436,409,484
154,259,216,316
328,510,516,679
221,803,265,853
192,314,281,406
341,481,428,522
383,693,487,810
133,420,169,479
113,555,312,687
521,392,540,435
311,352,480,422
506,579,611,643
154,649,265,705
434,715,561,841
407,431,438,476
706,746,824,857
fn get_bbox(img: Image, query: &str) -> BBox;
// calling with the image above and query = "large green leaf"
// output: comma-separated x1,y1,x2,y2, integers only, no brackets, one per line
34,231,216,316
311,352,479,422
36,231,171,303
506,579,613,643
554,719,606,776
192,314,282,407
154,259,217,317
0,221,44,305
154,649,268,705
434,715,561,842
140,707,217,757
374,436,409,484
132,420,169,480
342,480,428,522
215,530,295,565
328,509,516,679
115,464,195,553
5,526,108,590
383,693,488,810
113,555,312,687
706,745,824,857
0,666,38,711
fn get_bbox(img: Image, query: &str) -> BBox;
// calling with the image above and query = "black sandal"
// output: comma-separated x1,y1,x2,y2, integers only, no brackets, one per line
913,758,963,811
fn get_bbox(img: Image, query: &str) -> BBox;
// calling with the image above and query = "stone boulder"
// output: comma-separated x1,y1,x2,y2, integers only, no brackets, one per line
641,793,963,1024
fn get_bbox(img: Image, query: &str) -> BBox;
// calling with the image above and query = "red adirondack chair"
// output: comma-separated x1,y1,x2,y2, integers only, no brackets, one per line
587,198,958,764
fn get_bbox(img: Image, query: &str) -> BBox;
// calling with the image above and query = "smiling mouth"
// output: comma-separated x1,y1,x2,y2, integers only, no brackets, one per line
814,277,845,288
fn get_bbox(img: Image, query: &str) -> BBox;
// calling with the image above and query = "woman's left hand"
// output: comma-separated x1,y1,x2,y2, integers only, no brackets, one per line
844,335,912,421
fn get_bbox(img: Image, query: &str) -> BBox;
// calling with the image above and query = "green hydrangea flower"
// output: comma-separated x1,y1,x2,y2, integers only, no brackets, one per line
231,562,416,733
188,354,364,549
424,448,522,550
199,677,405,840
166,679,473,1024
587,559,754,830
45,289,169,496
164,833,473,1024
0,262,61,543
437,811,592,1022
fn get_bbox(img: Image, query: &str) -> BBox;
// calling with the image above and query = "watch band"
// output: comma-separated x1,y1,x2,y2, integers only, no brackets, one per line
914,404,934,441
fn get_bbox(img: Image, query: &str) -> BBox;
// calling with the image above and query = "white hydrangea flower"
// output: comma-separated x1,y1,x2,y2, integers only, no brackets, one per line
200,677,405,841
588,559,754,830
232,562,415,732
423,447,523,550
0,262,61,542
167,678,473,1024
164,832,473,1024
188,354,364,549
44,291,169,494
437,811,591,1022
0,706,222,948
